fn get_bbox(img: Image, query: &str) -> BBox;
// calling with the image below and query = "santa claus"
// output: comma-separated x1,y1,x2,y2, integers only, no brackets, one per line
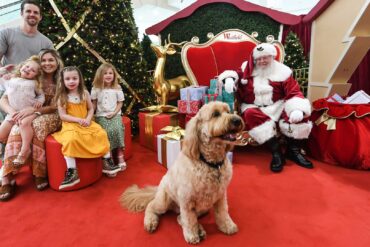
218,42,313,172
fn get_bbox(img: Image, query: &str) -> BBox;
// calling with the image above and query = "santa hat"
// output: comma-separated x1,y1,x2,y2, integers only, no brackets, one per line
253,43,277,60
240,43,277,84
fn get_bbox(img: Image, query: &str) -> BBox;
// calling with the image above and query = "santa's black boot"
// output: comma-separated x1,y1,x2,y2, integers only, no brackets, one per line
266,137,285,172
286,138,313,169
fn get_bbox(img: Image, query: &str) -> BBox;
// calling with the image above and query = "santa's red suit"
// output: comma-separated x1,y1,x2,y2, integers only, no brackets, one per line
219,59,312,145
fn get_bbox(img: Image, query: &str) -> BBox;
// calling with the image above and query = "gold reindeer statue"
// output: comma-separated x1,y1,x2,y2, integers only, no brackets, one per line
151,36,191,105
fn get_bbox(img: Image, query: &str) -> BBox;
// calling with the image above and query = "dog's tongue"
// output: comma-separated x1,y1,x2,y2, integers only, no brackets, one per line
223,133,237,141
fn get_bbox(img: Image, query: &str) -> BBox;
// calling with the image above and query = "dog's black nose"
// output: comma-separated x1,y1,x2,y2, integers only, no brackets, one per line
231,117,242,127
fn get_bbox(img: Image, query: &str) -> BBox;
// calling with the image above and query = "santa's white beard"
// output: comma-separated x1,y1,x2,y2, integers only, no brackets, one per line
252,62,275,106
253,63,274,79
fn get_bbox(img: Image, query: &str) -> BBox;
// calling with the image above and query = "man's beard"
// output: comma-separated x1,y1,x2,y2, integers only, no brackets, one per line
253,62,274,78
26,18,38,27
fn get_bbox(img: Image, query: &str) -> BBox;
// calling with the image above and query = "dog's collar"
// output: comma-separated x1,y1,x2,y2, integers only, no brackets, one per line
199,152,224,169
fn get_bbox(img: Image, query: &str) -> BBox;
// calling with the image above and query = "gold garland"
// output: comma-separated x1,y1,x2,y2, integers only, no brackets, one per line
125,97,136,114
49,0,97,50
48,0,148,112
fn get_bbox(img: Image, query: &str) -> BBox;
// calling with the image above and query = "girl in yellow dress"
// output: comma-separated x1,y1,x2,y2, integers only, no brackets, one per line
52,66,120,190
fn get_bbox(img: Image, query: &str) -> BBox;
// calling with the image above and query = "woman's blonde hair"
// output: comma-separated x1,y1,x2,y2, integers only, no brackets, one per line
14,55,43,89
54,66,87,108
38,49,64,84
92,63,120,89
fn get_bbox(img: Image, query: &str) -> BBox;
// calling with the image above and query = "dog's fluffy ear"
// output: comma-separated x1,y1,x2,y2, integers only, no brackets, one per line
182,115,200,160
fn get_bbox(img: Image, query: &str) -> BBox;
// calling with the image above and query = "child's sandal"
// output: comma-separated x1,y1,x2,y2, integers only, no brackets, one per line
35,177,49,191
13,150,31,168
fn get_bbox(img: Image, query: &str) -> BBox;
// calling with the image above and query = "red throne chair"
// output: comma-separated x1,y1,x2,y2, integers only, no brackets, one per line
46,116,132,191
181,29,284,87
180,29,285,138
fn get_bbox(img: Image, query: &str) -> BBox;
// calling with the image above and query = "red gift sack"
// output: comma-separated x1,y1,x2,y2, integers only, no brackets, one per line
308,98,370,169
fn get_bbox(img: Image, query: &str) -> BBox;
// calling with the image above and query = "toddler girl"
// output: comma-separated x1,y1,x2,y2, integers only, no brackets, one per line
91,63,126,173
52,66,120,190
0,55,44,166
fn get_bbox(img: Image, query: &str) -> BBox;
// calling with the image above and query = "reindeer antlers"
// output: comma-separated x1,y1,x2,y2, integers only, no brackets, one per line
164,34,187,47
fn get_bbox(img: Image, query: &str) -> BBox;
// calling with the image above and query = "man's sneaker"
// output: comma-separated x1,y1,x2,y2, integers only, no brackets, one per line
59,168,80,190
102,158,120,175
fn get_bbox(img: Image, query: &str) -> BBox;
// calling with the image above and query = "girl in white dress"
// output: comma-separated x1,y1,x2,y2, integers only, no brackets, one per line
91,63,126,173
0,55,44,167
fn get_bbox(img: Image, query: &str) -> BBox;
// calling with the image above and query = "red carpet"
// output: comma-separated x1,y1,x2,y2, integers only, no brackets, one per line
1,139,370,247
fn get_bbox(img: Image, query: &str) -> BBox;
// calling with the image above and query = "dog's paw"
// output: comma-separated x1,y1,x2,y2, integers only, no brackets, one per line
218,220,238,235
184,231,201,245
198,223,206,240
144,213,159,233
182,224,206,244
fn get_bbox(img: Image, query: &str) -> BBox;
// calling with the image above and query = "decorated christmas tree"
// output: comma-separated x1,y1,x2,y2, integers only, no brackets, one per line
284,31,309,96
140,34,157,72
38,0,156,133
283,31,309,70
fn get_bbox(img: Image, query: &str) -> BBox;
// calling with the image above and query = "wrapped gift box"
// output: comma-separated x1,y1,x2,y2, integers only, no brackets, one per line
224,100,234,112
206,89,223,101
157,134,183,169
177,100,202,114
180,86,208,101
210,78,222,92
203,93,221,104
209,77,234,105
222,90,234,102
139,112,185,151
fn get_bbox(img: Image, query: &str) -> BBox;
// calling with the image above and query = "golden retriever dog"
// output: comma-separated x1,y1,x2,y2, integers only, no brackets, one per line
120,101,244,244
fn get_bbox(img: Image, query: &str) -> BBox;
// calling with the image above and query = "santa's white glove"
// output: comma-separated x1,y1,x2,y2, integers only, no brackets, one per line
289,110,304,123
224,77,236,93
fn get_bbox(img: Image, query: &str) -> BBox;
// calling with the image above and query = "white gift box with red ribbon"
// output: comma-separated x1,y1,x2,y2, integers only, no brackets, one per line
157,134,182,169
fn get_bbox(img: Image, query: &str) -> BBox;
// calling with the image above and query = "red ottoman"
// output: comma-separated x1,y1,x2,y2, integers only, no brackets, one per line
122,116,132,160
45,135,103,191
